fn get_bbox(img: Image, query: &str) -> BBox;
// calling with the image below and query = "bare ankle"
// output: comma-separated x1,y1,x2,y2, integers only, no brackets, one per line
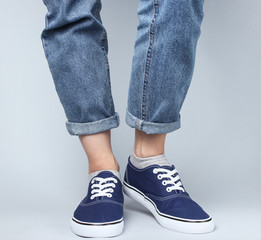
134,129,166,158
134,148,164,158
88,158,119,174
87,152,119,173
78,130,119,174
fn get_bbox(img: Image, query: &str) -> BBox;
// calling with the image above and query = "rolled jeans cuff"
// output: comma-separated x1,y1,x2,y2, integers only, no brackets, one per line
125,110,180,134
66,112,120,136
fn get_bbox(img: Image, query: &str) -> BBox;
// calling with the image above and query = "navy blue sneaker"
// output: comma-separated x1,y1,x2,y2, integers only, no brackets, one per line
70,170,124,237
123,157,214,233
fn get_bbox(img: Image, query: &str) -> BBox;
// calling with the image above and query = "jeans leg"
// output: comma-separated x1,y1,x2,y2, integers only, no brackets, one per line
40,0,120,135
126,0,205,134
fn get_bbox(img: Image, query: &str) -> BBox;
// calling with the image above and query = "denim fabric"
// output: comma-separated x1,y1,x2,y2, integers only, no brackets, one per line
126,0,204,134
40,0,204,135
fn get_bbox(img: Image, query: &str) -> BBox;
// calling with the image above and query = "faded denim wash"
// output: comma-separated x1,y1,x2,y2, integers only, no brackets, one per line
40,0,205,135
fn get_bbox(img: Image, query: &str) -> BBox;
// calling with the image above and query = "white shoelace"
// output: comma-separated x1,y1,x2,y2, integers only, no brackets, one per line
153,167,185,192
90,177,118,200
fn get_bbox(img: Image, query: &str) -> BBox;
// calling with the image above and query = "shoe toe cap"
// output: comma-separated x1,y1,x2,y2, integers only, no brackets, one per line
160,197,210,221
73,201,123,223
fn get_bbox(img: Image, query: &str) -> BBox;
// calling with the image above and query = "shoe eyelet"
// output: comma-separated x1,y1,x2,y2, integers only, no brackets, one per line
153,169,157,174
110,189,114,193
166,187,171,192
108,194,112,198
157,175,162,180
162,181,167,186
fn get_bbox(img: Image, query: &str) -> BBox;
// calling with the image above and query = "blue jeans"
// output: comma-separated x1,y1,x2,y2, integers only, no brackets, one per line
41,0,204,135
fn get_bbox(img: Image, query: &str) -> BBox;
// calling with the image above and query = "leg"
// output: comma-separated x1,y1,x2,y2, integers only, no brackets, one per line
123,0,214,234
134,129,166,157
131,0,204,157
40,1,123,237
79,130,119,173
40,0,119,172
126,0,205,134
41,0,119,136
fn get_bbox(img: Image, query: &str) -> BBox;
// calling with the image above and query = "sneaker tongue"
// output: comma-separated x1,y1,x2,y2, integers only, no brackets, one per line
160,165,186,194
155,164,182,184
88,170,120,183
155,164,175,171
96,171,115,178
88,171,119,201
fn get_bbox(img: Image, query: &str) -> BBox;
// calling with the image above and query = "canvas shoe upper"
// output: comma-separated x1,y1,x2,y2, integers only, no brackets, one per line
70,171,124,238
123,157,214,233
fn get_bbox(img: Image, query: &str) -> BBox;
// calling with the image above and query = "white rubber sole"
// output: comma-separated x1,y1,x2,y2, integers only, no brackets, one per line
70,217,124,238
123,181,215,234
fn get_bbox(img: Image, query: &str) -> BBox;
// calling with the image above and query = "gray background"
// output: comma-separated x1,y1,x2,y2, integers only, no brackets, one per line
0,0,260,239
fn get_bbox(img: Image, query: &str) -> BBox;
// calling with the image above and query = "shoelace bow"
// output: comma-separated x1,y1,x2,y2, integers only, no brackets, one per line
153,167,185,192
90,177,118,200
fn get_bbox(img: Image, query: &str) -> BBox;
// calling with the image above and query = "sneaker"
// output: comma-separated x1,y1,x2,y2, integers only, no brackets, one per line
70,170,124,238
123,157,215,233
